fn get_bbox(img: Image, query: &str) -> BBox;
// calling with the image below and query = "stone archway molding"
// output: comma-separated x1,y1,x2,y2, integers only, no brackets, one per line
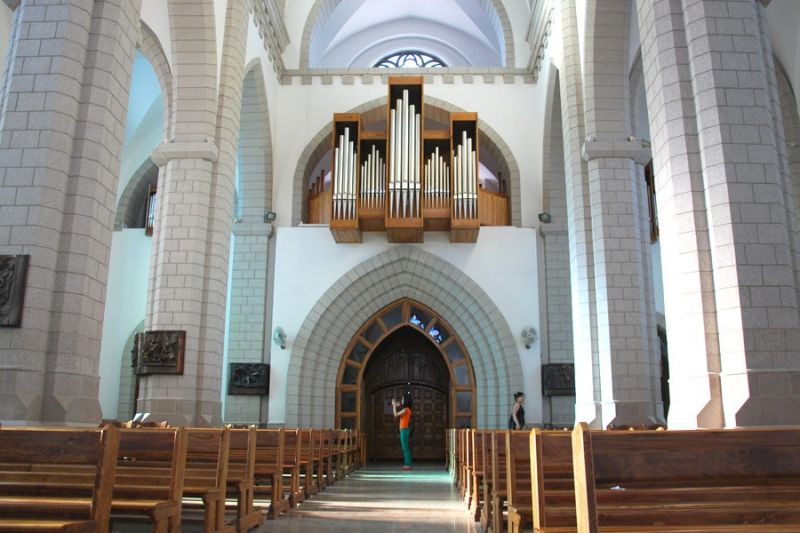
284,245,523,428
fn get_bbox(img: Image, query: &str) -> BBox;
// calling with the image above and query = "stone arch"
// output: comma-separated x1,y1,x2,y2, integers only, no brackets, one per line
298,0,515,69
116,320,144,420
285,245,523,429
540,63,574,427
238,59,273,218
336,298,478,431
629,50,649,139
137,20,172,139
114,158,159,230
291,95,522,226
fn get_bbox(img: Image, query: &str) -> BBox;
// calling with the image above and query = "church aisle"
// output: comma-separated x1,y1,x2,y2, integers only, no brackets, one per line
263,463,476,533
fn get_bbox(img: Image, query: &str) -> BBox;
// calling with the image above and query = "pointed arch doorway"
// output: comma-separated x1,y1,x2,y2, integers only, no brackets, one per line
336,299,476,461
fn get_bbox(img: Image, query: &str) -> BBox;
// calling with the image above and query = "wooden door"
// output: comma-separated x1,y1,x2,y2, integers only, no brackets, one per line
369,384,447,460
364,327,449,461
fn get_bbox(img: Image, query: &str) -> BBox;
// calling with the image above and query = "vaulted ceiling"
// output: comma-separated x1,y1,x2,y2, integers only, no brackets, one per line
308,0,507,67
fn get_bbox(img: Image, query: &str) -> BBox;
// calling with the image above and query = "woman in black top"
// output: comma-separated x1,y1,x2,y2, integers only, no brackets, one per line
509,391,525,429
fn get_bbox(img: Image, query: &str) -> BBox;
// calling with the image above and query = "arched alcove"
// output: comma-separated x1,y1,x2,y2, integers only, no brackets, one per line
285,245,522,429
292,95,521,227
337,298,476,435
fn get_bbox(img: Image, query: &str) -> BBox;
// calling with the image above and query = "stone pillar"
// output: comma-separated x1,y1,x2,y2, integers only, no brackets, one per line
0,0,140,424
557,0,602,426
541,75,575,427
638,0,800,427
137,0,248,426
583,0,662,430
225,66,274,424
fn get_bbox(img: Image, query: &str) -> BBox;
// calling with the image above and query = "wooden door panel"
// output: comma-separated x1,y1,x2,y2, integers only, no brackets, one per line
364,328,451,462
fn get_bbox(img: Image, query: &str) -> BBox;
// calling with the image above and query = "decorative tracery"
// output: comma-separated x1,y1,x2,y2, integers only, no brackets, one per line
375,50,446,68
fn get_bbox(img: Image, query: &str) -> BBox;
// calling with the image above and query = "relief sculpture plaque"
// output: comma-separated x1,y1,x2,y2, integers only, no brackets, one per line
0,255,29,327
228,363,270,395
132,330,186,375
542,363,575,396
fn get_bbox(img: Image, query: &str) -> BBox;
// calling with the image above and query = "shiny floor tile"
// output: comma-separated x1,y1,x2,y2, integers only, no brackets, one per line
111,463,476,532
262,463,476,533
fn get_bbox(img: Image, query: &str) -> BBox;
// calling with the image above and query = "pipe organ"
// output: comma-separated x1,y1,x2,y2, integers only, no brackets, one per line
329,76,480,243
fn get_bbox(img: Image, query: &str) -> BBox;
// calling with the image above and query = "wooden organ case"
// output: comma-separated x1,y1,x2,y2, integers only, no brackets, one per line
328,76,483,244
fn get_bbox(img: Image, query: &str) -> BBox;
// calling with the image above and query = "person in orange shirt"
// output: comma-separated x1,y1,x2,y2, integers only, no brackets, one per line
392,393,413,470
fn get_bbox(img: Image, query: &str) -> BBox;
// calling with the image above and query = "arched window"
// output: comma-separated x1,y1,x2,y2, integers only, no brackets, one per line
375,50,446,68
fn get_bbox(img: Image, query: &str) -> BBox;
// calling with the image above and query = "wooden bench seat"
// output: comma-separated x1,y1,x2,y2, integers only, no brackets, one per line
225,428,265,533
282,429,304,507
530,429,576,532
251,428,289,518
572,423,800,532
0,426,119,533
506,430,533,533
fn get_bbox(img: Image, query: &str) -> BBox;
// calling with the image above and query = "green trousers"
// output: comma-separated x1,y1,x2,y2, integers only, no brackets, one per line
399,427,412,466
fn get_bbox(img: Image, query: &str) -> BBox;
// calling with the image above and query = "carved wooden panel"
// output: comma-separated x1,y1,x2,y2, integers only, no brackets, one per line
132,330,185,375
542,363,575,396
364,329,449,461
0,255,28,327
228,363,269,395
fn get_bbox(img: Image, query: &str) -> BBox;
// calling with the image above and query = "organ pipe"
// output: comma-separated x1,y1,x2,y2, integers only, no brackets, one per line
333,126,357,220
360,144,385,210
389,89,421,219
453,131,477,219
424,146,449,207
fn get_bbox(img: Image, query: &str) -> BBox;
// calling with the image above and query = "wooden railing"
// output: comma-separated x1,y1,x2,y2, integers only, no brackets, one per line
479,188,509,226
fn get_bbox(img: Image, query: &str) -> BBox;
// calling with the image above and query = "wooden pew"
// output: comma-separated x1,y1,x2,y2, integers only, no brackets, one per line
3,427,189,532
113,427,188,532
490,430,509,533
0,426,119,533
310,429,326,491
572,423,800,532
457,429,469,499
282,429,304,507
505,430,533,533
321,429,336,487
298,429,319,497
479,429,495,532
468,429,488,521
226,428,265,533
529,429,575,532
252,428,289,518
178,427,232,533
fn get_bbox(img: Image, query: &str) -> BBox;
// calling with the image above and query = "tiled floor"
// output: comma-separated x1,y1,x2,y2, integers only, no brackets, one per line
261,462,477,533
112,462,476,532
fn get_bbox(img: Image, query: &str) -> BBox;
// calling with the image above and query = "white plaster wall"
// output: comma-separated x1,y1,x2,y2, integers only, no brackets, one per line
271,78,547,227
98,230,153,418
117,98,164,196
214,0,229,83
282,0,316,68
140,0,173,71
501,0,533,69
269,226,542,425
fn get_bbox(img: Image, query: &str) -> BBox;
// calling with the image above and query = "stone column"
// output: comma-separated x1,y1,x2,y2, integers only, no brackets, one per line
0,0,140,424
137,0,248,426
557,0,602,426
541,76,575,427
583,0,662,430
225,66,274,424
638,0,800,427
